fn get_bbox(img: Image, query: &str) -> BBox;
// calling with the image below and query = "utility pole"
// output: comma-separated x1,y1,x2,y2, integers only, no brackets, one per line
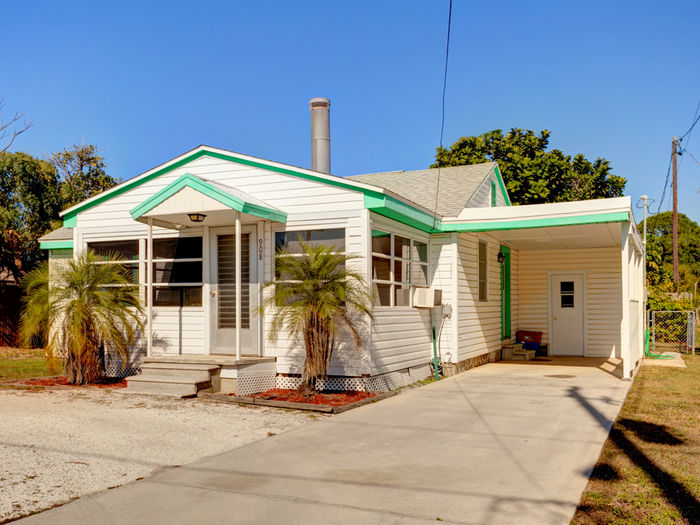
641,195,649,328
672,136,680,284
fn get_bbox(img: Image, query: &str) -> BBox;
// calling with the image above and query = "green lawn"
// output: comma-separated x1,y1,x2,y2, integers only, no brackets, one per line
572,355,700,524
0,347,55,381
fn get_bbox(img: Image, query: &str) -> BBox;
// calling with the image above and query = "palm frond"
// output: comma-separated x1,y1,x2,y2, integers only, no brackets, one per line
260,241,373,394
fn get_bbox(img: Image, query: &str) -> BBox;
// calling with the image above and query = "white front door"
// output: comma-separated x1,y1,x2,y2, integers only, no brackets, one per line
210,227,257,355
550,273,584,356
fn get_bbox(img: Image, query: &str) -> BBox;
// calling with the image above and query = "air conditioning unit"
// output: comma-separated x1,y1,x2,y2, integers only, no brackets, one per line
413,288,442,308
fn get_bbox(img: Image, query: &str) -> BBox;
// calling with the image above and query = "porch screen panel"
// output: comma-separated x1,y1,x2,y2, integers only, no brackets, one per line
217,234,250,329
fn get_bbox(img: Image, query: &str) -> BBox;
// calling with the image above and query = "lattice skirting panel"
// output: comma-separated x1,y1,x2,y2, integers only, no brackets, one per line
236,363,277,396
103,348,144,378
276,362,433,392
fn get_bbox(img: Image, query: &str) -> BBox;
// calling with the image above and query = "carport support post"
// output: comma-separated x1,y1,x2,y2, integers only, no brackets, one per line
235,211,241,361
147,218,153,358
621,222,631,379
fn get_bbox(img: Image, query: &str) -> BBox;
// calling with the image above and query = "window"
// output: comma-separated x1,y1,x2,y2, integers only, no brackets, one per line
49,248,73,259
88,240,140,285
371,230,429,307
490,181,497,207
560,281,574,308
274,229,346,299
152,237,203,307
478,240,488,302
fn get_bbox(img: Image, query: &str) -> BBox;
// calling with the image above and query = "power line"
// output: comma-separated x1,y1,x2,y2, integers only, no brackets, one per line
655,153,673,214
432,0,453,230
681,148,700,167
679,98,700,140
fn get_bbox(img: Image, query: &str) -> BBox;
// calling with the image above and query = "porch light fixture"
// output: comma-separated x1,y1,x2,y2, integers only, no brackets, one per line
497,251,505,264
187,213,206,223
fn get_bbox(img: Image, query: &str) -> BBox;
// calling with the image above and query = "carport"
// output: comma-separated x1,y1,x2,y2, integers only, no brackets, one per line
443,196,645,379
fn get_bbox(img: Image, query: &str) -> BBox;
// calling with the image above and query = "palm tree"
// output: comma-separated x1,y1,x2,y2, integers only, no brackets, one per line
262,242,372,395
21,251,144,385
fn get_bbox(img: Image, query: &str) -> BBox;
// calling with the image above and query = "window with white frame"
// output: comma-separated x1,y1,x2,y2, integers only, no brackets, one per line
478,240,488,302
151,237,203,307
274,228,346,290
88,240,141,286
371,231,429,307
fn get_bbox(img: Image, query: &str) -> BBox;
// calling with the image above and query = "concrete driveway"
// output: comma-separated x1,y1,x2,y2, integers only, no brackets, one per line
18,358,630,525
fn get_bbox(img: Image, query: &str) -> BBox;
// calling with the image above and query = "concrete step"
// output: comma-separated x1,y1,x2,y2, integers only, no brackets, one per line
139,364,214,382
141,361,220,372
124,374,212,398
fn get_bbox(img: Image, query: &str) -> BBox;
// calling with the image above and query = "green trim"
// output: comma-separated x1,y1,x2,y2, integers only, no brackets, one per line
63,147,385,226
442,211,629,233
493,165,511,206
129,173,287,223
40,240,74,250
63,215,77,228
364,194,440,233
500,245,511,340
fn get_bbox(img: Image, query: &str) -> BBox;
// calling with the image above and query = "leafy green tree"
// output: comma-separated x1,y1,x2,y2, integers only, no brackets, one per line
261,242,372,395
0,152,62,281
432,128,626,205
20,251,144,384
50,144,119,209
641,212,700,309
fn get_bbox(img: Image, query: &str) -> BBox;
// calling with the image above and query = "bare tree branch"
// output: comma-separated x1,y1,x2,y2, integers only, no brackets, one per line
0,99,33,153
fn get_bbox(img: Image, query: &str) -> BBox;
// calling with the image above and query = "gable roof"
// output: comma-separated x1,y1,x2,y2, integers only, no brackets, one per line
130,173,287,225
59,145,406,227
347,162,508,216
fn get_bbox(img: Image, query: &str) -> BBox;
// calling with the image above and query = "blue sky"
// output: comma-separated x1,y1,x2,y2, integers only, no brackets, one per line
3,1,699,223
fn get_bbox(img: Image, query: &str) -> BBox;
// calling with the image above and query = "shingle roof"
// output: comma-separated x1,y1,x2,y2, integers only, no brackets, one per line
38,227,73,242
346,162,496,217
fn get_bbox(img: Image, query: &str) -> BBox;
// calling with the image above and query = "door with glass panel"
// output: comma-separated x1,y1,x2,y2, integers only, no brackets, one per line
550,273,584,356
210,227,257,355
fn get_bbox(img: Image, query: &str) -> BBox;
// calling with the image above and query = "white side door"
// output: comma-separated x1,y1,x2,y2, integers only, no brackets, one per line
550,273,584,356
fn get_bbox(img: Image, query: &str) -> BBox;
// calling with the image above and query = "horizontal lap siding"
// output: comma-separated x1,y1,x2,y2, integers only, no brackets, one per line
77,155,366,368
151,309,206,355
465,169,507,208
269,210,370,377
457,233,503,361
518,248,622,358
368,214,441,375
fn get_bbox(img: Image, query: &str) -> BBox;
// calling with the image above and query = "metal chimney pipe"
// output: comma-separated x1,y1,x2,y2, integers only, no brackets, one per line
309,97,330,174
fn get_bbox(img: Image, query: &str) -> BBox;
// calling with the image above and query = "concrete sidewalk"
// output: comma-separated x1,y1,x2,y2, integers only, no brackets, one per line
18,360,630,525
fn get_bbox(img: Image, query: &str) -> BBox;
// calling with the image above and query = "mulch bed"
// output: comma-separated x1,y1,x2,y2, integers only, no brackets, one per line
199,388,396,413
249,388,375,407
12,376,127,389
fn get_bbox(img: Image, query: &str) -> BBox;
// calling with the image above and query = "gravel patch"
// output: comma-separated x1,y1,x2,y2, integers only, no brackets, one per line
0,388,319,523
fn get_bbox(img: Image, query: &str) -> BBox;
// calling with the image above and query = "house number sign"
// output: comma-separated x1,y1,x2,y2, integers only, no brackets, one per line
258,238,264,261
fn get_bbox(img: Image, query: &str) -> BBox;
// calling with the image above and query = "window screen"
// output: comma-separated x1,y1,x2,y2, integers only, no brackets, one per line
371,231,429,307
478,241,488,301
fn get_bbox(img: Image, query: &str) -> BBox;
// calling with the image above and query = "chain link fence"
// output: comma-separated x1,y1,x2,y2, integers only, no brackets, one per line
650,311,696,355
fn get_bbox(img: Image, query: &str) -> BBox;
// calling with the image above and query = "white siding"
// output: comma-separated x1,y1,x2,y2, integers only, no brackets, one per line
518,248,622,358
464,168,508,208
456,233,504,361
367,214,444,375
75,154,367,370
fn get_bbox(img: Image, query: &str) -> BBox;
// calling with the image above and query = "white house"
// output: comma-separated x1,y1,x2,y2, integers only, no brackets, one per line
40,96,645,396
38,142,645,396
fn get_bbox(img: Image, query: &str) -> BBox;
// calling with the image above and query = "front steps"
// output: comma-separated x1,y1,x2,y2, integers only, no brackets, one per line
501,345,537,361
124,360,220,398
